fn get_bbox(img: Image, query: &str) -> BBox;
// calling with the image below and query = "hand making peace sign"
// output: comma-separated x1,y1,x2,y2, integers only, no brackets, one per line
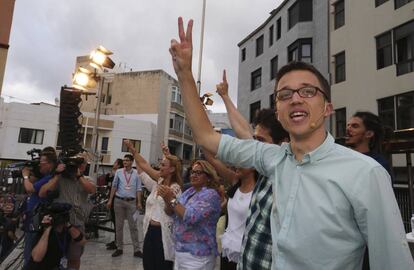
170,17,194,75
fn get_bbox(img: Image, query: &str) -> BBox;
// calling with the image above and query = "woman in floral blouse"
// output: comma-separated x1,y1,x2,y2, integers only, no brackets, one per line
159,160,221,270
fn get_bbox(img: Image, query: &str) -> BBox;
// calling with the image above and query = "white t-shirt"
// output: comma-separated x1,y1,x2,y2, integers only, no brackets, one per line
221,188,253,262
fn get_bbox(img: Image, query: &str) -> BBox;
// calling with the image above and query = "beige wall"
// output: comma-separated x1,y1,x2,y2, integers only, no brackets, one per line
330,0,414,130
0,0,16,95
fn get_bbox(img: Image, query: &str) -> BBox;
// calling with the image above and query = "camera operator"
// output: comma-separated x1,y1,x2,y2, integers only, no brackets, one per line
39,153,96,270
22,148,58,267
27,205,86,270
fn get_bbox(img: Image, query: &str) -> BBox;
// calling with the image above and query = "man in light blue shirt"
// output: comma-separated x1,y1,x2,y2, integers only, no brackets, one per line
107,154,143,258
169,18,414,269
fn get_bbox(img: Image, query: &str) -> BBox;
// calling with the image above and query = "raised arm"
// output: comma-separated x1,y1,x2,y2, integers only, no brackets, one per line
216,70,253,140
124,140,160,180
202,148,238,186
170,17,221,154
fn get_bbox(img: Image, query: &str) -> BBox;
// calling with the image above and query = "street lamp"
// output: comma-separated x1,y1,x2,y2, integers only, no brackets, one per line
72,45,115,179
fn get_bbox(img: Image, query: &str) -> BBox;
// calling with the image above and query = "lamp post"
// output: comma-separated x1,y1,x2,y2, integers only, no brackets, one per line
72,46,115,179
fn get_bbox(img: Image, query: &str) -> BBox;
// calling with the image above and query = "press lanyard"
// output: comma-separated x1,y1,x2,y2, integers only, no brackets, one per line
123,169,133,189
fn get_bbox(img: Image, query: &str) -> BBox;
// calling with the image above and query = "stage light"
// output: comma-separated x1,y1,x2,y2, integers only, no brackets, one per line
90,45,115,69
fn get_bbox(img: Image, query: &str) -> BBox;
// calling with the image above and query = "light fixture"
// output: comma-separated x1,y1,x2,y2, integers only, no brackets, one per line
72,67,97,91
89,45,115,70
200,92,214,109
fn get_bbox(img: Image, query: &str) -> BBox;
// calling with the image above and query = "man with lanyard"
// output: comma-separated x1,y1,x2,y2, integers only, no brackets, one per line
22,148,57,268
107,154,143,258
169,18,413,269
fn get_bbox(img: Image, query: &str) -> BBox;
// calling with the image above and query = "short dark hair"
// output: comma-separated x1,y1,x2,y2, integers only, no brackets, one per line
253,109,289,144
40,147,57,165
275,61,331,102
124,154,134,161
353,111,384,153
115,158,124,168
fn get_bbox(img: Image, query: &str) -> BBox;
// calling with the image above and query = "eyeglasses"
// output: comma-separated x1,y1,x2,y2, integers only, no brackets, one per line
190,170,206,176
275,86,327,101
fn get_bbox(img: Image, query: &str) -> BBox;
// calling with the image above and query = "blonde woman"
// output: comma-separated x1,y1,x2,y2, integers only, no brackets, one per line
124,140,182,270
159,160,221,270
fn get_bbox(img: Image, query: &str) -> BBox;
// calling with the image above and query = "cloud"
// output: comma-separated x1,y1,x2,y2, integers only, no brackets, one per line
3,0,282,112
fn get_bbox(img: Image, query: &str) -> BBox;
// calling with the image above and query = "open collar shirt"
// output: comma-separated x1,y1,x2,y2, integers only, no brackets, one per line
113,168,142,198
218,133,413,270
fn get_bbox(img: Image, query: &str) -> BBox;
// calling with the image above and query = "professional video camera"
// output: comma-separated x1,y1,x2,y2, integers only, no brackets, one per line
59,154,85,178
30,190,72,231
11,148,42,179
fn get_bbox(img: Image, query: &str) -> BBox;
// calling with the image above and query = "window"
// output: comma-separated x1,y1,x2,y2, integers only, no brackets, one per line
241,48,246,62
288,38,312,63
395,0,413,9
397,91,414,129
335,108,347,138
335,51,346,83
251,68,262,91
376,31,393,69
101,137,109,153
378,91,414,130
256,35,264,56
375,0,389,7
122,139,141,153
270,55,278,80
276,18,281,40
269,93,276,109
378,96,395,129
334,0,345,29
269,25,274,47
184,123,192,136
288,0,313,29
171,86,182,104
169,113,174,129
170,113,184,132
18,128,44,144
183,144,192,160
250,101,261,123
394,20,414,76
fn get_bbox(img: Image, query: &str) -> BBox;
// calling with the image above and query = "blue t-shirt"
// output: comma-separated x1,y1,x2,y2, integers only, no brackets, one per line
24,175,53,230
26,175,53,212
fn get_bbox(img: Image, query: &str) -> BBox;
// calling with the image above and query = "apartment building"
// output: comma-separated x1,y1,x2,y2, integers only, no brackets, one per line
237,0,329,123
0,0,16,95
76,57,195,165
330,0,414,138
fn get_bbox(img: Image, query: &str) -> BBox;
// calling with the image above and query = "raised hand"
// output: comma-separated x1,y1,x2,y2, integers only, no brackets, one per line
123,139,136,153
216,70,229,97
170,17,194,75
160,142,171,157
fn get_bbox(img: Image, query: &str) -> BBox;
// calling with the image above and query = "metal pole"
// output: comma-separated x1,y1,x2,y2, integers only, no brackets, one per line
90,76,104,179
196,0,207,95
193,0,206,160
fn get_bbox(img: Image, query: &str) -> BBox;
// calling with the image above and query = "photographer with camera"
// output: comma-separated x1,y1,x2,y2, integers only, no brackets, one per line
21,148,58,267
26,203,86,270
39,153,96,270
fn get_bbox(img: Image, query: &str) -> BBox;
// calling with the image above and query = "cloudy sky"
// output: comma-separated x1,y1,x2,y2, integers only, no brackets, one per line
3,0,283,112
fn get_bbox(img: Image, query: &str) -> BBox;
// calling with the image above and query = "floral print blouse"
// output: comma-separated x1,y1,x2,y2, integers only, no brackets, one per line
174,186,221,256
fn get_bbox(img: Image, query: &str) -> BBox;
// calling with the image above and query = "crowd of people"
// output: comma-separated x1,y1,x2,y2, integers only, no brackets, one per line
2,15,414,270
